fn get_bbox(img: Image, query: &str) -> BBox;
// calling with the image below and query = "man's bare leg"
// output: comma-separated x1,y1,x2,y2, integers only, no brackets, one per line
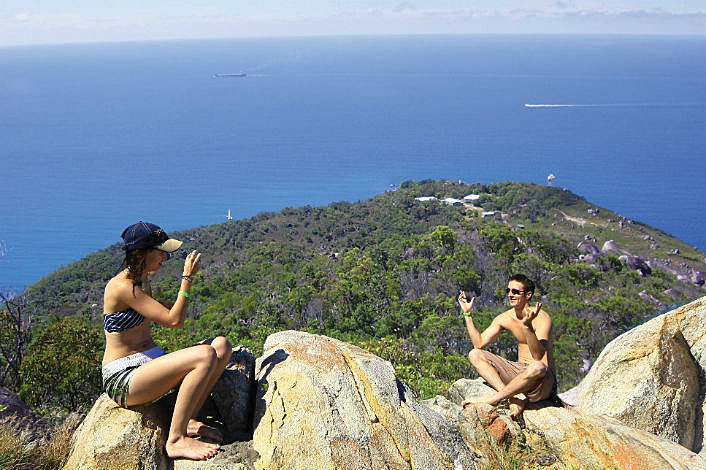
462,349,510,408
467,361,546,412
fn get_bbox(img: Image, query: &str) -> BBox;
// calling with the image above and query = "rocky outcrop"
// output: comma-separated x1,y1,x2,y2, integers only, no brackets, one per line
601,239,623,254
0,386,50,439
619,254,652,276
252,330,475,470
576,240,599,255
577,241,600,264
0,386,36,423
65,300,706,470
522,405,705,470
197,346,256,440
648,257,705,285
64,346,258,470
596,239,706,285
573,296,706,457
443,378,705,470
63,394,170,470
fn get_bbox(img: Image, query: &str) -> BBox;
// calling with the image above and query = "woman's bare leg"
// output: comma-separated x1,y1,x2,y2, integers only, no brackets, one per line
127,345,221,460
186,337,233,442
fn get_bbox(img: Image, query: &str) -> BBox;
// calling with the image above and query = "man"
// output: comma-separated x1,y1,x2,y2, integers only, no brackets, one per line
458,274,556,418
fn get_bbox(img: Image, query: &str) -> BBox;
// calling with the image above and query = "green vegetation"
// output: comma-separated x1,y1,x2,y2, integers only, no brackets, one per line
4,180,704,419
18,317,103,413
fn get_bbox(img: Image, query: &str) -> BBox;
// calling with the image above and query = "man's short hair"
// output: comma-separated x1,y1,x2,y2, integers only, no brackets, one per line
509,274,535,294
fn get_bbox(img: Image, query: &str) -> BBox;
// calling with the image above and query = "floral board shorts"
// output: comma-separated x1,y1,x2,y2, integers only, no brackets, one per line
101,346,166,407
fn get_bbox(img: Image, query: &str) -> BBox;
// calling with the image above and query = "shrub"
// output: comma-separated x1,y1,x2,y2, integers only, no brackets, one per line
19,317,103,413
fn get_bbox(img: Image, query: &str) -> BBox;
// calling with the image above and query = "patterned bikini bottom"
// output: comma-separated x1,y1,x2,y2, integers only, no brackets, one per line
101,346,166,407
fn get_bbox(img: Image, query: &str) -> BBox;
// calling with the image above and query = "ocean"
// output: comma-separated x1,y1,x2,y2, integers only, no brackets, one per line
1,35,704,293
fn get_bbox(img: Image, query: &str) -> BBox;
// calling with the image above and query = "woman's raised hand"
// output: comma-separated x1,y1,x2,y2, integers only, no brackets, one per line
183,250,202,277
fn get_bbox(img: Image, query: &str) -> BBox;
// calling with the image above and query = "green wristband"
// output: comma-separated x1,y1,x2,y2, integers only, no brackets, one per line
463,311,471,317
179,291,192,299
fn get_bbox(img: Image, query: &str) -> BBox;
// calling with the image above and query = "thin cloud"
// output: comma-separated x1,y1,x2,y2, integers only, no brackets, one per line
1,4,704,46
11,12,31,22
393,2,416,13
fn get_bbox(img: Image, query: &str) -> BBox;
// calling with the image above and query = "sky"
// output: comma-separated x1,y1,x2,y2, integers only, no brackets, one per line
1,1,705,46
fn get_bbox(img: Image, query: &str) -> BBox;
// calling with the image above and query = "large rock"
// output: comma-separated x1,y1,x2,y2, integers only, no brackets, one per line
523,406,705,470
692,271,706,286
65,346,257,470
446,377,706,470
574,296,706,456
65,306,706,470
252,330,476,470
197,345,257,439
601,239,623,254
64,394,169,470
576,240,599,255
618,254,651,276
446,378,494,406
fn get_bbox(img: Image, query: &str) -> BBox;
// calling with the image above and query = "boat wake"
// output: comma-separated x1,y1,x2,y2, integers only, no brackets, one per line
524,102,701,108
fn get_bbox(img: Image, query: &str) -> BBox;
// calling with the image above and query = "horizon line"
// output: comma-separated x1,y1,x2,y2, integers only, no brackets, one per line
2,31,705,49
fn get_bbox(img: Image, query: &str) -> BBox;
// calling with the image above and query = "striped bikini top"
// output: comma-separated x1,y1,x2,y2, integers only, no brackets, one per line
103,308,145,332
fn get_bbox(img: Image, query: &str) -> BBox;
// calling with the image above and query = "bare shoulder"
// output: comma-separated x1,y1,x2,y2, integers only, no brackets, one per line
495,309,515,327
534,309,553,339
537,309,553,325
106,276,137,295
104,276,140,309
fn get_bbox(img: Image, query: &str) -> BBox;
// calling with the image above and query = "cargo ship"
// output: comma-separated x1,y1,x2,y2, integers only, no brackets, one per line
214,72,246,78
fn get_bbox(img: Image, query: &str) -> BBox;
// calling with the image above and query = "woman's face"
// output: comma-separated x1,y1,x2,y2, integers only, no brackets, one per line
145,248,167,272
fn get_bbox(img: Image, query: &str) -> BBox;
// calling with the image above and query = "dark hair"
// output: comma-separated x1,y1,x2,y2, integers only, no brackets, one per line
119,248,150,293
509,274,535,295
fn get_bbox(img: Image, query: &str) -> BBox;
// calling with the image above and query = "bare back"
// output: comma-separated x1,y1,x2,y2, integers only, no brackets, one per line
102,275,157,366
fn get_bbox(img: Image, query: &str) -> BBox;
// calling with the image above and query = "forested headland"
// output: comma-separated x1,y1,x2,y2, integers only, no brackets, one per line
3,180,705,415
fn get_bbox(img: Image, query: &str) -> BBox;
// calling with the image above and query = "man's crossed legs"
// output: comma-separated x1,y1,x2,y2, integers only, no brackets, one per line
462,349,556,419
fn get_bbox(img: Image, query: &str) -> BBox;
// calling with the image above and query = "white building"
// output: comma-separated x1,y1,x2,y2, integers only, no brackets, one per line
442,198,464,206
414,196,438,202
463,194,481,201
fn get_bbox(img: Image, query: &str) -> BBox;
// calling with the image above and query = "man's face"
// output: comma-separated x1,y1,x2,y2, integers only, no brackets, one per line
507,280,531,308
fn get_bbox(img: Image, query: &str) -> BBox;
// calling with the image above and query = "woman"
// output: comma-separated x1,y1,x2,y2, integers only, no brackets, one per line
102,221,232,461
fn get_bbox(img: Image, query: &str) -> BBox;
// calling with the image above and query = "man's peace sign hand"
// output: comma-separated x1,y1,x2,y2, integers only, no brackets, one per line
458,290,475,315
522,302,542,328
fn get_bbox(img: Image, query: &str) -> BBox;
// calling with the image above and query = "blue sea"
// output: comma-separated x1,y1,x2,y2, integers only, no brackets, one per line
1,35,705,293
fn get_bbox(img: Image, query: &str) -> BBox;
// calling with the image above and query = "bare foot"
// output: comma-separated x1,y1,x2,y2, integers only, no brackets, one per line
509,396,528,420
166,436,220,460
462,395,499,408
188,419,223,443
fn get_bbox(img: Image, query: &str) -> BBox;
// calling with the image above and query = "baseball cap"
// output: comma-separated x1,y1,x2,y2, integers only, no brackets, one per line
121,221,183,252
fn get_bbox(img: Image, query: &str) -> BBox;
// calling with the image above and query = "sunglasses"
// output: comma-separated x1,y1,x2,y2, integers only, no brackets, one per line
506,288,525,295
154,248,171,260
